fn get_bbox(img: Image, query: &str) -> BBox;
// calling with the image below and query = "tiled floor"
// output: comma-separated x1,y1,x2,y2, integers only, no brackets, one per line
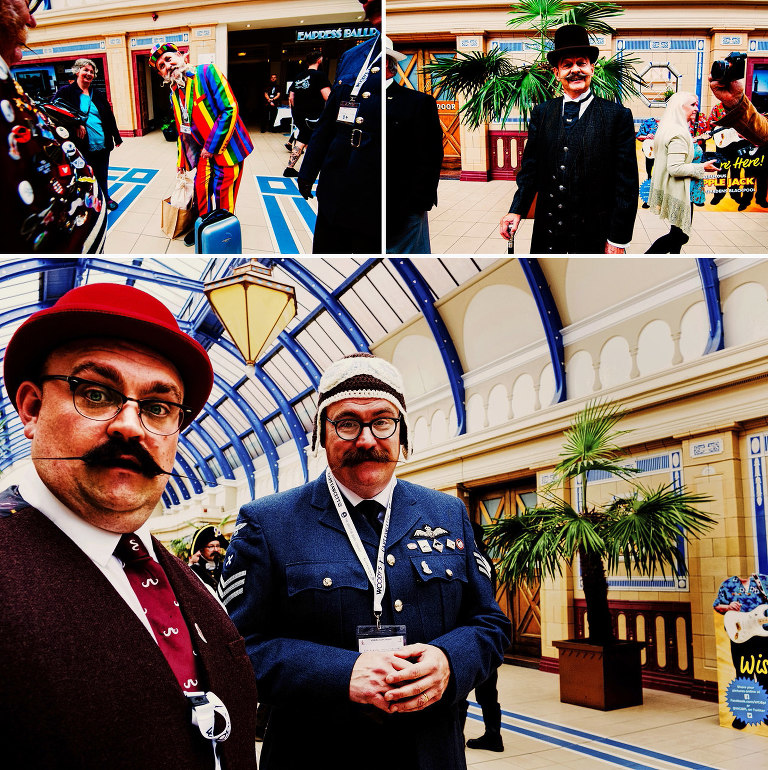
428,179,768,255
254,664,765,768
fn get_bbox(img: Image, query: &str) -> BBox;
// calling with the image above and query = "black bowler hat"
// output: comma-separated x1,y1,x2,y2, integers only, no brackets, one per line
547,25,599,66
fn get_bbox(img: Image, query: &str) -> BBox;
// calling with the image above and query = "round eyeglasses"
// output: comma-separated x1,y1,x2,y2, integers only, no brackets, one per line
40,375,191,436
326,416,400,442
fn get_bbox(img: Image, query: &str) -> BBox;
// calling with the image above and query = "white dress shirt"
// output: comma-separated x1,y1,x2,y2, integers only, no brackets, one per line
18,465,160,642
332,471,397,511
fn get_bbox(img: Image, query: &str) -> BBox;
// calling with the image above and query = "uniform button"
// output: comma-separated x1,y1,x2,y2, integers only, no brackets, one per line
549,193,554,198
446,569,453,577
371,66,380,74
558,204,563,209
564,146,569,151
387,554,396,566
322,577,332,587
394,599,403,612
355,117,364,124
557,221,563,226
560,165,566,170
548,229,553,234
362,91,371,99
548,211,553,216
559,185,566,191
551,175,556,181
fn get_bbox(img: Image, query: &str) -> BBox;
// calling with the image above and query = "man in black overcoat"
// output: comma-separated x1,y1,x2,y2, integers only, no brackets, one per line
385,36,444,253
500,25,638,254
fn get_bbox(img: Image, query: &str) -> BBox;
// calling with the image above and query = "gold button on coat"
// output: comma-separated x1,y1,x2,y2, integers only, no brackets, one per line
323,577,332,587
355,117,364,124
387,554,396,566
446,569,453,577
362,91,371,99
394,599,403,612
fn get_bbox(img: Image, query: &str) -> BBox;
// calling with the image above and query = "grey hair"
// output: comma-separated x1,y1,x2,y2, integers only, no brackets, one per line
72,58,98,76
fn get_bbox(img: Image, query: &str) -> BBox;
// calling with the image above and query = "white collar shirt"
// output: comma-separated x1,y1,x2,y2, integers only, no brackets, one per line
332,471,397,511
18,465,159,642
561,89,593,118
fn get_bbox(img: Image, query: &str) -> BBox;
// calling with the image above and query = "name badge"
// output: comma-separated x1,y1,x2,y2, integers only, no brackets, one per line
357,624,406,652
337,101,359,125
180,123,192,134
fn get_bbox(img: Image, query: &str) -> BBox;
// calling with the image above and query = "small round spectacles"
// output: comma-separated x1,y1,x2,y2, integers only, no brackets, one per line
27,0,45,14
326,416,400,442
40,375,190,436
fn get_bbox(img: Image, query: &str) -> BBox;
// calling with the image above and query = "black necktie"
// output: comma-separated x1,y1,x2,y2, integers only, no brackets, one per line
356,499,385,536
563,100,581,126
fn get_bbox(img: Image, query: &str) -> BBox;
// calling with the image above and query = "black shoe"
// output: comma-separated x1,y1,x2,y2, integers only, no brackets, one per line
107,199,118,211
641,202,649,208
285,142,293,151
283,167,299,177
466,733,504,752
183,229,195,247
732,717,747,730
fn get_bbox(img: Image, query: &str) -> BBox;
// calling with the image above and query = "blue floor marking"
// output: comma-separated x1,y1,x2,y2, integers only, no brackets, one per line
105,166,159,231
467,703,721,770
255,175,317,254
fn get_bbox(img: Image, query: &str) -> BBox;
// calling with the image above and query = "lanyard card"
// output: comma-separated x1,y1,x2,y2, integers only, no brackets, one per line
357,624,406,652
337,101,359,125
180,123,192,135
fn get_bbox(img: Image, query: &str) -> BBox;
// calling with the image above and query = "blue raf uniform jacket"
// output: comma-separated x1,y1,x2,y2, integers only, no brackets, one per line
299,33,381,234
220,473,511,770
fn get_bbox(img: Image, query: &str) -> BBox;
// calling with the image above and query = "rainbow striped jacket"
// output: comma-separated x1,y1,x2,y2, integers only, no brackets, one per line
170,64,253,168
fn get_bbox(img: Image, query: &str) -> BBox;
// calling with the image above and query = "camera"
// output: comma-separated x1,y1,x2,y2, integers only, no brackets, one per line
711,51,747,83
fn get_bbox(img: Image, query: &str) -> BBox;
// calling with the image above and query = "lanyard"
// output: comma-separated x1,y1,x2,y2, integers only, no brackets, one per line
180,77,192,124
325,468,394,627
350,38,381,99
186,690,231,770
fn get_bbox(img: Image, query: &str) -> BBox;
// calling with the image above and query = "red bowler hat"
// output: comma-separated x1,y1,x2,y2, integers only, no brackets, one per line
4,283,213,428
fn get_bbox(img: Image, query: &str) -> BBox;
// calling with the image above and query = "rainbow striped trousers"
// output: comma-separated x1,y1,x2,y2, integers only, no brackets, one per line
196,157,244,217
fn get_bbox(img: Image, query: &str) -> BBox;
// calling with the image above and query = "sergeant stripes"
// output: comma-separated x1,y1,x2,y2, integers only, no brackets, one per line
218,570,246,606
474,551,491,581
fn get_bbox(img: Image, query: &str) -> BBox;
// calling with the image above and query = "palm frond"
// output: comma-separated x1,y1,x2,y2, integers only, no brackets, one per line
507,0,568,33
557,2,624,35
603,484,716,577
592,54,645,102
422,48,515,99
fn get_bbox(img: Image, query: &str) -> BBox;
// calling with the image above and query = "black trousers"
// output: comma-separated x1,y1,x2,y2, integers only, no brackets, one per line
312,211,380,254
84,147,112,204
262,104,278,132
646,203,693,254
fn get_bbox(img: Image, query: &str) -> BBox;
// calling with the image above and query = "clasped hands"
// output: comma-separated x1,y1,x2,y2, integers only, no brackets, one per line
349,643,450,714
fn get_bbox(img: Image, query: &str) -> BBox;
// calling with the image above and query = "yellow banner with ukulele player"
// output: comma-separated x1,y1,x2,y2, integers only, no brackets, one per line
713,574,768,735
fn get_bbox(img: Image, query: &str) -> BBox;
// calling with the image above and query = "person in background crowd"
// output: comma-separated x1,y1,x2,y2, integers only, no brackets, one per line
385,36,443,254
0,282,259,767
262,73,281,133
297,0,382,253
284,50,330,178
220,352,511,769
149,42,253,247
53,58,122,211
189,524,226,591
646,92,718,253
499,25,638,254
1,0,106,253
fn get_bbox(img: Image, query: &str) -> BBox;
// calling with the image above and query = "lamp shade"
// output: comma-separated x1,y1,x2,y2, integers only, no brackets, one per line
204,261,297,365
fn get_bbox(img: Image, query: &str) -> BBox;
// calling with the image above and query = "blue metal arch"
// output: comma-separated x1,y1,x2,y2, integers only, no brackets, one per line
696,258,724,355
518,258,566,404
162,492,172,508
188,423,235,482
170,474,191,502
178,437,218,488
274,330,322,388
173,451,205,496
390,259,467,435
165,482,180,506
213,374,281,492
201,404,255,500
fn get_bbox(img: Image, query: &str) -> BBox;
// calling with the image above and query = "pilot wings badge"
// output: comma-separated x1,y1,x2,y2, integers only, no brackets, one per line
414,525,449,539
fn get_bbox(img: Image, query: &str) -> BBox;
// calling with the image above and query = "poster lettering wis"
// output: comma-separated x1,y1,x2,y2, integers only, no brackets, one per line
713,574,768,735
636,136,768,213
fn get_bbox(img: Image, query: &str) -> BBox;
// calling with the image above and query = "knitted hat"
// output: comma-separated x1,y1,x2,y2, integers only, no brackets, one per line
149,42,181,69
310,353,410,458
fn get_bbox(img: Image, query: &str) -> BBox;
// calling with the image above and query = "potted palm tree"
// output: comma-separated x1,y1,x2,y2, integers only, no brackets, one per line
485,400,715,710
423,0,643,130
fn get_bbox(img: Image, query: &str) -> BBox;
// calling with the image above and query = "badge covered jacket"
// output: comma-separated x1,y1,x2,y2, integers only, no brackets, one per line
220,473,511,770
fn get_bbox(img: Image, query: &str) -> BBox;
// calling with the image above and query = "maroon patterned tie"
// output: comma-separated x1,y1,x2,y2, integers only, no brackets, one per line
115,533,201,692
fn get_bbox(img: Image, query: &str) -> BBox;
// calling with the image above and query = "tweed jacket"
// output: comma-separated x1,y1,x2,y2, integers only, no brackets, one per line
170,64,254,169
221,473,511,770
53,82,122,153
717,95,768,147
510,95,639,253
386,82,444,240
299,34,382,230
0,486,259,769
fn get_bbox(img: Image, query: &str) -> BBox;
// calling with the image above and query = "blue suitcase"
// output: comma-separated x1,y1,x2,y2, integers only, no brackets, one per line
194,208,242,254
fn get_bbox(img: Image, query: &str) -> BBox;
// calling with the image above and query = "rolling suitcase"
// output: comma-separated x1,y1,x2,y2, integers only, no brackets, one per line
194,208,242,254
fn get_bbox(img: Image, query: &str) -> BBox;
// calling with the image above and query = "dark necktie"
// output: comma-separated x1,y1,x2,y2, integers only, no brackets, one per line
356,499,385,536
114,533,201,692
563,99,581,126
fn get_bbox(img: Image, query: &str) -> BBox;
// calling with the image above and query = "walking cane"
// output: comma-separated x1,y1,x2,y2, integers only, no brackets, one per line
507,225,515,254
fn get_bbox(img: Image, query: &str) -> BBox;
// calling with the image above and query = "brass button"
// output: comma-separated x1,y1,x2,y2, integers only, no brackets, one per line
446,568,453,577
362,91,371,99
394,599,403,612
355,117,364,124
322,577,332,587
371,66,380,74
387,554,396,566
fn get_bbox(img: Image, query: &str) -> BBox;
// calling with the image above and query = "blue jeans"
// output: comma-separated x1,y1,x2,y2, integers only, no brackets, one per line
386,211,431,254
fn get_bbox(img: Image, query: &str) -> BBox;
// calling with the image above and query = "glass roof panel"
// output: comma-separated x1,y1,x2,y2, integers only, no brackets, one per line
262,349,311,399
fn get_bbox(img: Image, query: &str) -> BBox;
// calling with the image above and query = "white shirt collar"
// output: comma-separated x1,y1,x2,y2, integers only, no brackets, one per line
563,89,592,104
330,471,397,509
18,464,157,567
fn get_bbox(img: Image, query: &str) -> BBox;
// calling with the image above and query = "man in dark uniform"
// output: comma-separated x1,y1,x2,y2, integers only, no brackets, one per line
189,524,226,590
297,0,382,253
0,283,259,768
385,36,443,253
221,353,511,769
499,25,638,254
1,0,106,253
262,73,281,133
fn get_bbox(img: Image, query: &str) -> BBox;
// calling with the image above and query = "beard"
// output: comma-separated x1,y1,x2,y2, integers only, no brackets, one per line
163,64,187,88
0,0,28,64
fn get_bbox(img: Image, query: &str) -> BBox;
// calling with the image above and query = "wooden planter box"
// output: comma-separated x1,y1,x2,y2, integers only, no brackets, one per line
553,639,645,711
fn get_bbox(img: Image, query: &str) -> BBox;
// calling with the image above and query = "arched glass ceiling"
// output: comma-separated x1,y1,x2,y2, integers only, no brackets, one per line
0,257,499,507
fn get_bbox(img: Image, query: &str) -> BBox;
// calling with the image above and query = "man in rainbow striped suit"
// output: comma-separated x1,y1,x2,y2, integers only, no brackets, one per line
150,43,253,246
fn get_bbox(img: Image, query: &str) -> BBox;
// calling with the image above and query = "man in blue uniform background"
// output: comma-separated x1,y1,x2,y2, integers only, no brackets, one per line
220,353,511,769
297,0,382,253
